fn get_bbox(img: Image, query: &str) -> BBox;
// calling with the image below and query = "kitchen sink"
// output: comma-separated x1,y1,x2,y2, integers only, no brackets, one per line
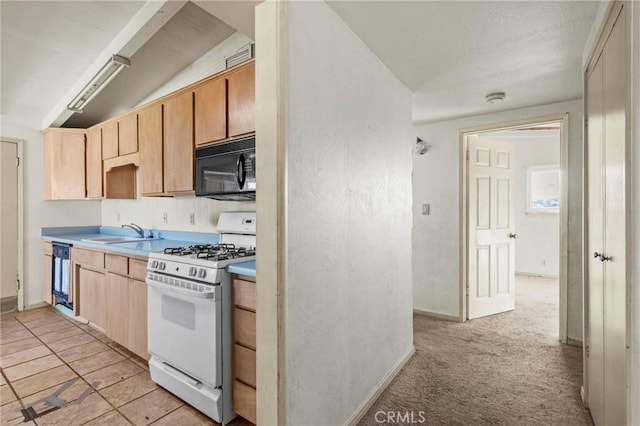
81,236,160,244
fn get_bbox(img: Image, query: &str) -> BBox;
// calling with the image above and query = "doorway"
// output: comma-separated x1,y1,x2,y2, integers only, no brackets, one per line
0,139,24,313
459,115,569,342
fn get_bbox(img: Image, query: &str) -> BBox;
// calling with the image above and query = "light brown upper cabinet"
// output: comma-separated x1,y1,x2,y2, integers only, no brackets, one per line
139,104,164,195
228,63,255,138
194,78,227,146
164,91,194,193
86,127,103,198
118,113,138,155
43,128,86,200
102,121,118,160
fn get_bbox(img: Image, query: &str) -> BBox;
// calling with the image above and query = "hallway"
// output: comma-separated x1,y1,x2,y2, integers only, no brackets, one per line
360,276,592,425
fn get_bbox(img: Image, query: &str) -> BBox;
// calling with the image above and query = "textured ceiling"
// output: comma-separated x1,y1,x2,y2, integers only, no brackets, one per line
328,1,600,123
1,1,145,129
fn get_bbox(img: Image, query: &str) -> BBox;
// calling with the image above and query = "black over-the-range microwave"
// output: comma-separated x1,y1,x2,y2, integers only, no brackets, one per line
195,135,256,201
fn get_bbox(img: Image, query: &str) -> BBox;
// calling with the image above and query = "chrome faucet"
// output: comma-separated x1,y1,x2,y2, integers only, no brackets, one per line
122,223,145,238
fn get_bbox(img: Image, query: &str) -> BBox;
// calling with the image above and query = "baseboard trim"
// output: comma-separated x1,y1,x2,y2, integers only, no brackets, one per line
346,345,415,426
413,308,460,322
515,272,560,279
23,302,49,311
566,337,583,347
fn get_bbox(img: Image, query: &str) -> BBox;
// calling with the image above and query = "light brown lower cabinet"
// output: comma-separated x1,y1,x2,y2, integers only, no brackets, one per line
78,267,107,330
106,272,149,359
232,274,257,424
70,245,149,360
127,279,148,358
106,273,129,346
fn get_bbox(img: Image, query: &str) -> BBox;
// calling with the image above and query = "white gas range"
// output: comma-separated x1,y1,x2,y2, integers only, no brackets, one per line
146,212,255,425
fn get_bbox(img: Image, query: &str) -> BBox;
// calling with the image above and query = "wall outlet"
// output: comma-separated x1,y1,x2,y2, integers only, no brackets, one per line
162,212,168,224
189,213,195,226
422,203,431,215
116,212,121,222
541,260,547,266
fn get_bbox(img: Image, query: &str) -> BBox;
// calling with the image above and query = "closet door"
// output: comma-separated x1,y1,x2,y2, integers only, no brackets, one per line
586,4,628,425
586,53,605,426
602,7,626,425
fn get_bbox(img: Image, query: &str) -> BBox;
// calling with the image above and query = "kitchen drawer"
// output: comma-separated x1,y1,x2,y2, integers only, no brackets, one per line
72,247,104,270
42,241,53,255
233,380,256,424
105,254,128,275
233,344,256,387
234,308,256,350
129,258,148,281
233,278,256,312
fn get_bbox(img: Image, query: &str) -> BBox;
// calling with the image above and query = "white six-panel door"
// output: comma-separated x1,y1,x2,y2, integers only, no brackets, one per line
467,138,516,319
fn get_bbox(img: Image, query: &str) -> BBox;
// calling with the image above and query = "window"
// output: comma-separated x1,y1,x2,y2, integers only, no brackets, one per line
527,165,560,213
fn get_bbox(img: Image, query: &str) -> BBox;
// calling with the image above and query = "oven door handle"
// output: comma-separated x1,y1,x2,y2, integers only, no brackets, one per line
146,279,215,299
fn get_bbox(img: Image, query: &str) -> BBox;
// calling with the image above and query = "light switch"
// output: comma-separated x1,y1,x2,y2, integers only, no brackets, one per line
422,203,430,215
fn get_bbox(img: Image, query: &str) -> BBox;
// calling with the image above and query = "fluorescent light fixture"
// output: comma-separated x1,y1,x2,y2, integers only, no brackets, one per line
67,54,130,113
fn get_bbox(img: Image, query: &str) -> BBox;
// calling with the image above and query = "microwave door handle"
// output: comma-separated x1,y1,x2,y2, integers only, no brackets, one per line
236,154,246,189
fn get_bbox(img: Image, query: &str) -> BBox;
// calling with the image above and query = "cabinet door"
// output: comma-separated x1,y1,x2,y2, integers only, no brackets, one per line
118,113,138,155
102,121,118,160
86,127,103,198
127,279,148,359
42,254,52,304
79,268,106,330
164,91,194,192
106,272,129,346
228,64,255,137
44,130,86,199
194,78,227,146
139,104,164,195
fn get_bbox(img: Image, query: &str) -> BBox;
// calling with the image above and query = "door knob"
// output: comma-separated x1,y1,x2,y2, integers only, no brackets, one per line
594,252,612,262
509,233,518,239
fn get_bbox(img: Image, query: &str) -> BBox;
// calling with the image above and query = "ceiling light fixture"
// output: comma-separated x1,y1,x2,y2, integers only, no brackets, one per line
67,54,131,113
485,92,506,104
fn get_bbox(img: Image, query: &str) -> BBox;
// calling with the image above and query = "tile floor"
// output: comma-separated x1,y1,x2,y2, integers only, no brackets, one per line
0,306,251,426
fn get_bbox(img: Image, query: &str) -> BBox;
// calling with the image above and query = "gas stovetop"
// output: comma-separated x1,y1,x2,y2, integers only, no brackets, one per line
162,243,256,262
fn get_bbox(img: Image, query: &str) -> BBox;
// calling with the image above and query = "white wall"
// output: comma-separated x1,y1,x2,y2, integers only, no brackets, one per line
413,100,583,341
283,2,414,424
105,31,255,233
0,124,102,306
470,131,560,277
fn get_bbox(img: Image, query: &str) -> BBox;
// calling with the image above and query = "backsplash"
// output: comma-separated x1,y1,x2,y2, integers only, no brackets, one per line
102,190,255,233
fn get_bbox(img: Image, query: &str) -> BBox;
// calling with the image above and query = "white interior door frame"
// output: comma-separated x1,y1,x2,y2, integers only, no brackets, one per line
0,138,24,312
458,114,569,343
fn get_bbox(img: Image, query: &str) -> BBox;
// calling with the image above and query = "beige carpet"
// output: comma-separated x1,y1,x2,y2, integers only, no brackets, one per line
359,276,593,425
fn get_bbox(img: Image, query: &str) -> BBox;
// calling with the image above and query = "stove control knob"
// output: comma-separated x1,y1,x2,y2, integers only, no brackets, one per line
189,267,197,277
151,260,158,268
160,262,166,271
198,268,206,279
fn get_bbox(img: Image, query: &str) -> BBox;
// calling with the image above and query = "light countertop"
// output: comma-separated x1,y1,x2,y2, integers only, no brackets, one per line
42,226,219,258
227,261,256,277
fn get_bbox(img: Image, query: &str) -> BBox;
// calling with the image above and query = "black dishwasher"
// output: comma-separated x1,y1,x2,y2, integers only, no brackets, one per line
51,243,72,310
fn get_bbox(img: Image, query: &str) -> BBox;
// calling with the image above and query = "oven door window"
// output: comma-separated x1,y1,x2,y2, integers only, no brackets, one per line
147,283,222,387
